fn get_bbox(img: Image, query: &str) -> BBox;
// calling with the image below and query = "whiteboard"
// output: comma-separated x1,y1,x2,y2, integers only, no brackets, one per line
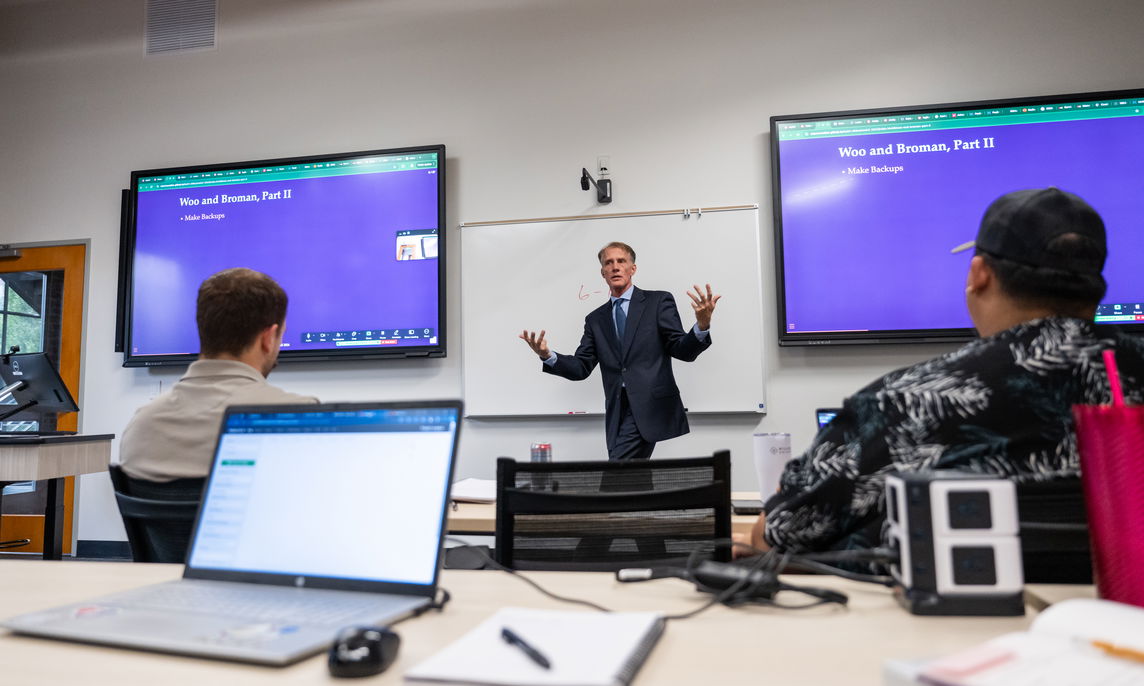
460,207,766,417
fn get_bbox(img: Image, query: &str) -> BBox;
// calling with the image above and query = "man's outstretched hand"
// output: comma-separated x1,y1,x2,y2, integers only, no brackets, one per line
519,329,551,360
688,284,722,331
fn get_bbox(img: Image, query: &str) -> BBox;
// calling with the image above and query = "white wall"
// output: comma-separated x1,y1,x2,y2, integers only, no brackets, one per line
2,0,1143,542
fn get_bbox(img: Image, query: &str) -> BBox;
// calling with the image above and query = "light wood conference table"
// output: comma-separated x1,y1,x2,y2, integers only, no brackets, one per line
0,561,1037,685
448,490,763,537
1023,583,1097,611
0,434,113,559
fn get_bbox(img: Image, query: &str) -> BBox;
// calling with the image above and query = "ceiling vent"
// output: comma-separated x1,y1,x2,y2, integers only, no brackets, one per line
145,0,217,56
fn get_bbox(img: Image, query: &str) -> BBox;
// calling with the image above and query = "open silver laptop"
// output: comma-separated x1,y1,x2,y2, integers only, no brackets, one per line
4,400,462,665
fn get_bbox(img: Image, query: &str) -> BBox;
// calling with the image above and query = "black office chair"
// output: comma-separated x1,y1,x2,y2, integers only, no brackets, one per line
108,465,202,563
495,450,732,571
0,481,32,550
1016,476,1092,584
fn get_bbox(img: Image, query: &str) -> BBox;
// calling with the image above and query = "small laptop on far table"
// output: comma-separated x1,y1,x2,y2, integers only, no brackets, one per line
815,407,842,430
3,399,463,665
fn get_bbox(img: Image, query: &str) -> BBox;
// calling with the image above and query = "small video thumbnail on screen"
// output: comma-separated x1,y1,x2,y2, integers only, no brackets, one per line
395,229,439,261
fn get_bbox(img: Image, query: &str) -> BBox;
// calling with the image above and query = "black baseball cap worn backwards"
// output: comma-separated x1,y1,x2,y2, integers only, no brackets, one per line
951,188,1107,276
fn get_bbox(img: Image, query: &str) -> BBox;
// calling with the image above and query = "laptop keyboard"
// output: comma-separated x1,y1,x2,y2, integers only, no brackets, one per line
112,583,376,625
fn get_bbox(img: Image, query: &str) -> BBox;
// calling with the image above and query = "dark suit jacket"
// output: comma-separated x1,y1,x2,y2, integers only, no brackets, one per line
544,287,712,453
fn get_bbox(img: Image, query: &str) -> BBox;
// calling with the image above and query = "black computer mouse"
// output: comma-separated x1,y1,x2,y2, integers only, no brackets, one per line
328,625,401,678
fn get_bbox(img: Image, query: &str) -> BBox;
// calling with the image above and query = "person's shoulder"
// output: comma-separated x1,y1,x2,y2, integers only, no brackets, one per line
854,334,995,396
273,387,319,404
586,299,612,319
635,287,674,303
121,393,166,435
882,317,1099,385
1110,327,1144,354
1106,328,1144,371
119,386,192,454
123,380,187,422
936,317,1067,365
228,381,318,405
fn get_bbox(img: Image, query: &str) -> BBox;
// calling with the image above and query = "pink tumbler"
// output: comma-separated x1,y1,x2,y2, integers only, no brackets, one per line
1073,350,1144,608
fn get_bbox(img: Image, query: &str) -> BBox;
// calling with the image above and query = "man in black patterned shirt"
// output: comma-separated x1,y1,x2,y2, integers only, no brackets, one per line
748,188,1144,554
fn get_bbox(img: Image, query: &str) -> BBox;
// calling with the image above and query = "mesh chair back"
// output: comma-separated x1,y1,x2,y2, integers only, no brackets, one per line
108,465,201,563
1016,476,1091,584
495,451,732,571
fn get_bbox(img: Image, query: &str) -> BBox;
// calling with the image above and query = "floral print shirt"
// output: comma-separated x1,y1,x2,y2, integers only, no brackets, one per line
764,317,1144,552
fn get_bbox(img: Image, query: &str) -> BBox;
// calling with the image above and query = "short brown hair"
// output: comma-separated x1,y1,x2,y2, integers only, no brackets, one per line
597,241,636,264
196,268,288,356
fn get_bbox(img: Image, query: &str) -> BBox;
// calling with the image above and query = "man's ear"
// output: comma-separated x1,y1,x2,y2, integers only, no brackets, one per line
258,323,280,353
967,255,991,293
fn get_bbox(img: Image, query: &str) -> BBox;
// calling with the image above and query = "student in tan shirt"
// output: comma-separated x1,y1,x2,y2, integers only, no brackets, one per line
118,268,317,493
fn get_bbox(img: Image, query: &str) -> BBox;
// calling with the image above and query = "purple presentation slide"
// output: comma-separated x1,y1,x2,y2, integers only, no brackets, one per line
130,167,440,357
776,116,1144,335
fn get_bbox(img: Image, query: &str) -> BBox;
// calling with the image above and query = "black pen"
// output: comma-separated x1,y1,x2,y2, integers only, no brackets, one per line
501,627,552,670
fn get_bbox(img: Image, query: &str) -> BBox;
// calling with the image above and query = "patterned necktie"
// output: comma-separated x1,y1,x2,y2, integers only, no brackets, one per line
613,298,627,342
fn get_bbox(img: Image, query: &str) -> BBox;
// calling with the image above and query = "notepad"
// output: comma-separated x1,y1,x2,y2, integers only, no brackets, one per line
405,607,665,686
451,478,497,503
893,599,1144,686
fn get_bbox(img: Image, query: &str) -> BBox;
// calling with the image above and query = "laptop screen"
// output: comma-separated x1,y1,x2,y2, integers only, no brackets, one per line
815,408,841,430
185,402,460,591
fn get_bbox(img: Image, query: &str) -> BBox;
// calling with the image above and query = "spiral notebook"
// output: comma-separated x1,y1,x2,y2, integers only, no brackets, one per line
405,608,665,686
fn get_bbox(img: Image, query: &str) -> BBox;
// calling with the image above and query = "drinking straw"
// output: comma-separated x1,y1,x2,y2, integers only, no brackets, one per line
1103,349,1125,407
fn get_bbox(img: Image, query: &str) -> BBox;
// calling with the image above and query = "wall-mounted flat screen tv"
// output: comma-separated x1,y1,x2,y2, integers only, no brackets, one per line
771,89,1144,346
119,145,446,366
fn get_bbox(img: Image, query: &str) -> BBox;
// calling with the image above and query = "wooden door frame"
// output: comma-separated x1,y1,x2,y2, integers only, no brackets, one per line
0,242,87,554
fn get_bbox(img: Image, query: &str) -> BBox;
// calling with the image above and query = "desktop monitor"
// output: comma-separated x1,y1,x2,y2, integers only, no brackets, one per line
119,144,447,366
0,352,78,423
771,88,1144,346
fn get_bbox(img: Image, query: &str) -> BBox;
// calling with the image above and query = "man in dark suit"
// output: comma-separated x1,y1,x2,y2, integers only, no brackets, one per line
520,242,719,461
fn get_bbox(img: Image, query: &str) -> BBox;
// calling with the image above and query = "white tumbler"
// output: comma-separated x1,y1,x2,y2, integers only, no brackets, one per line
753,432,793,497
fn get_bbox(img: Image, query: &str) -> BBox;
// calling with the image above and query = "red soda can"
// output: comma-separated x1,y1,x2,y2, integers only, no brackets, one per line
530,442,552,462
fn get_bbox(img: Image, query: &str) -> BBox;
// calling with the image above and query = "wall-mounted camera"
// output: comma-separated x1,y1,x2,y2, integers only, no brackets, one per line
580,168,612,204
884,471,1024,616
